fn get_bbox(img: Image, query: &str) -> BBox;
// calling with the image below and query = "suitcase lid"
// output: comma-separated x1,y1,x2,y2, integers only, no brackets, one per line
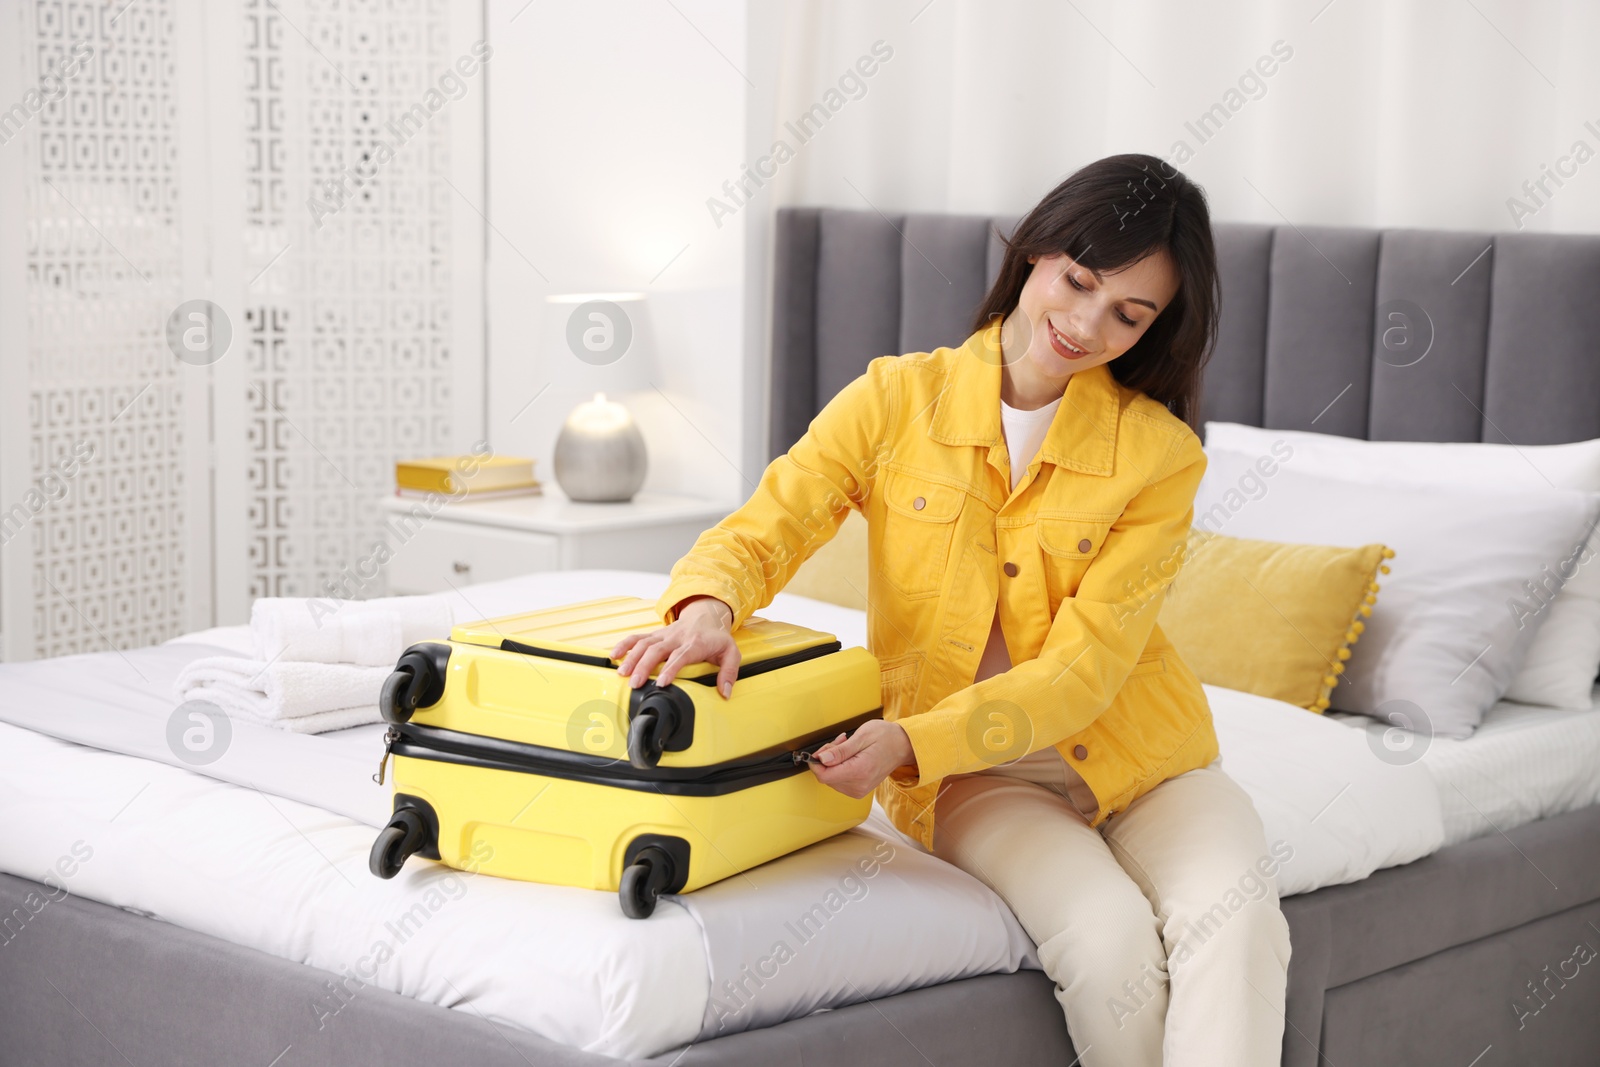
449,595,838,678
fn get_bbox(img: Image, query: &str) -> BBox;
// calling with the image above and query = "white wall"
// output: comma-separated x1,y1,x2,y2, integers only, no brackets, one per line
485,0,769,505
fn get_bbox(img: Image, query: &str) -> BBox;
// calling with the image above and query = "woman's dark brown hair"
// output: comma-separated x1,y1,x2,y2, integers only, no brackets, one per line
970,153,1219,427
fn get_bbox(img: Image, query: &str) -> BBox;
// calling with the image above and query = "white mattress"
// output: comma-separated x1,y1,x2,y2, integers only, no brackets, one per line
1,568,1580,1058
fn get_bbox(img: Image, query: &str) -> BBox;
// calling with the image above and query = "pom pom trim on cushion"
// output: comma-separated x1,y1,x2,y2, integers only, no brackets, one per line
1313,545,1396,714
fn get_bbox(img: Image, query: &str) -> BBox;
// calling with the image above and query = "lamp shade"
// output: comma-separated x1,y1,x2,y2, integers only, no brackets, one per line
544,291,655,372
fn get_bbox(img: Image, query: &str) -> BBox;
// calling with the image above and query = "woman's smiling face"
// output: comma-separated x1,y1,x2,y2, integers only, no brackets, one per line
1002,249,1180,382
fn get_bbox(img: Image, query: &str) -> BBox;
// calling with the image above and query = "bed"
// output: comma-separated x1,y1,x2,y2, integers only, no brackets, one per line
4,209,1600,1065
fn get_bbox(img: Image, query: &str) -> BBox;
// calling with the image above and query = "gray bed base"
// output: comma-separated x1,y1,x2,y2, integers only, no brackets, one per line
7,207,1600,1064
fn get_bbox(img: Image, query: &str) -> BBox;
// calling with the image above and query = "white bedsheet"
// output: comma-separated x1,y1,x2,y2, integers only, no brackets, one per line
0,569,1478,1056
1327,688,1600,849
1204,686,1444,896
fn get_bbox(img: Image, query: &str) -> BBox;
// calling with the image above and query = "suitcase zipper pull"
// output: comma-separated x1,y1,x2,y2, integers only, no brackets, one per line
793,731,848,768
374,726,400,785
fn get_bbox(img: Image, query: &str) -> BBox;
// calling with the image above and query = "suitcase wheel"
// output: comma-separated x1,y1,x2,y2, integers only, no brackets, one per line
619,844,676,919
369,809,427,879
627,709,670,769
625,684,696,767
381,645,450,724
381,662,429,724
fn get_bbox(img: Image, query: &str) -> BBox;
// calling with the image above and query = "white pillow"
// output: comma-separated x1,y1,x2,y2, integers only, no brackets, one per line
1205,422,1600,710
1194,447,1600,739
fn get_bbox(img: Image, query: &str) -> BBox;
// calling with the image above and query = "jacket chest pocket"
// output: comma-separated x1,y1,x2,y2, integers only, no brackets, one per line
876,471,965,600
1036,514,1116,605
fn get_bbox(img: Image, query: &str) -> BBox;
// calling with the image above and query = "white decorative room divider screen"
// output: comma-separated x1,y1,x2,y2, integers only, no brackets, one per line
0,0,485,661
234,0,485,608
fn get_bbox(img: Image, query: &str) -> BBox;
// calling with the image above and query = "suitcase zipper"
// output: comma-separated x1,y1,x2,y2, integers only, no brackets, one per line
386,709,880,797
374,725,400,785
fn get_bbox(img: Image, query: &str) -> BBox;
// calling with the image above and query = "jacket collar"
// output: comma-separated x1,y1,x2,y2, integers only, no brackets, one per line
928,320,1121,476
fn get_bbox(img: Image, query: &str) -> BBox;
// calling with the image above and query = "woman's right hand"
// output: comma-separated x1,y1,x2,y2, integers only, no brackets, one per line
611,595,742,699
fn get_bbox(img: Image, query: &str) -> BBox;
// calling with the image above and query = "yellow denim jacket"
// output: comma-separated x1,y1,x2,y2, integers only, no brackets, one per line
655,321,1219,851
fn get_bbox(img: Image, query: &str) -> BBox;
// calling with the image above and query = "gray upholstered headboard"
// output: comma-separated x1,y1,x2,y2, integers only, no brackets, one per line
769,207,1600,459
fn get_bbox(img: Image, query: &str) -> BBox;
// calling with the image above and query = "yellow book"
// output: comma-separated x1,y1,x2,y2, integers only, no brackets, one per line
395,483,543,501
395,454,536,494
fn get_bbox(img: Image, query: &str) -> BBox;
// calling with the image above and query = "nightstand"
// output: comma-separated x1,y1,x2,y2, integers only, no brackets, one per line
377,487,738,595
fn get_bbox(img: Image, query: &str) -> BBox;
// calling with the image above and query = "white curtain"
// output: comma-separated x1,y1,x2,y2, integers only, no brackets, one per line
757,0,1600,233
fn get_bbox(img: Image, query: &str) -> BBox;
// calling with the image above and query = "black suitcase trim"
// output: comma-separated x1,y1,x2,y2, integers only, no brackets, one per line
390,707,882,797
496,637,844,684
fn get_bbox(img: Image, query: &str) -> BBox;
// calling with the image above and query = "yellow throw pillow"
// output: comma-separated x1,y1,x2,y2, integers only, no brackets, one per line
782,508,869,611
1158,529,1395,713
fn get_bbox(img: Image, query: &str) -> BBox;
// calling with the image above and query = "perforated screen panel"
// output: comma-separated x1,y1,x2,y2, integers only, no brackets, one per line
9,0,193,658
241,0,459,600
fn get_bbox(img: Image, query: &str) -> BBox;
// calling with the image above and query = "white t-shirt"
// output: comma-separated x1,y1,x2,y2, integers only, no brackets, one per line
974,394,1062,682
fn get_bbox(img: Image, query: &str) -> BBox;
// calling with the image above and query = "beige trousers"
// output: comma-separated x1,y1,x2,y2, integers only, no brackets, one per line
932,749,1292,1067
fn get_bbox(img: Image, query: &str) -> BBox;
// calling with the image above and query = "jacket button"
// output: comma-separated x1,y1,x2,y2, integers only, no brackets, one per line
1073,744,1088,760
913,496,926,510
1078,538,1093,553
1003,562,1018,577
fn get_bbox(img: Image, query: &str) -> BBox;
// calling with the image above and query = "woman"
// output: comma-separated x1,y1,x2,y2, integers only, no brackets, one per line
611,154,1291,1066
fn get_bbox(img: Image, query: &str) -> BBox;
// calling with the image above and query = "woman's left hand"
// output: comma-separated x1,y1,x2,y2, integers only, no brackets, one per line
806,720,916,799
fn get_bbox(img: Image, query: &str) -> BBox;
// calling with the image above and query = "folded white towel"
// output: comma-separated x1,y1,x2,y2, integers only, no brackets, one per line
250,594,456,667
174,656,393,733
275,706,383,734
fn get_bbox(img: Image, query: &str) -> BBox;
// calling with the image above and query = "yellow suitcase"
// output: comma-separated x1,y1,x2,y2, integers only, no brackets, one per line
367,595,883,918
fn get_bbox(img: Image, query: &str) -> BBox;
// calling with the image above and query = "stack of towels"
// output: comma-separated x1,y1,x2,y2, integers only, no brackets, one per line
173,595,457,734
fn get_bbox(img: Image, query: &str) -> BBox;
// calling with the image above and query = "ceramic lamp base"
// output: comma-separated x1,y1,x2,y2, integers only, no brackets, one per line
553,395,649,502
